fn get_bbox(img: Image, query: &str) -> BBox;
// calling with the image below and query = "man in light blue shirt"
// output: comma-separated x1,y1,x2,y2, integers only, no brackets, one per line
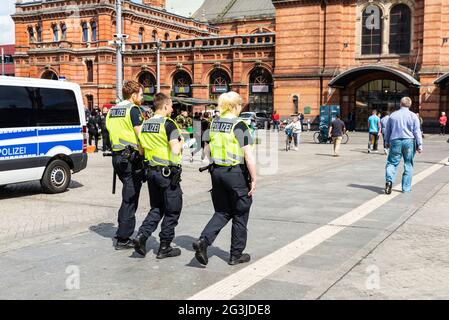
367,110,381,153
384,97,423,194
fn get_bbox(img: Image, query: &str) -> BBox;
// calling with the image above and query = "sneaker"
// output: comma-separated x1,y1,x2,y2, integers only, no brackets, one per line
385,181,393,195
367,149,371,153
445,162,449,166
192,238,208,265
228,253,251,266
294,147,298,151
115,238,134,250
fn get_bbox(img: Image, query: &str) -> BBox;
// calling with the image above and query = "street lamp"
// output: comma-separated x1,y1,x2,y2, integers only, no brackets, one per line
156,39,162,93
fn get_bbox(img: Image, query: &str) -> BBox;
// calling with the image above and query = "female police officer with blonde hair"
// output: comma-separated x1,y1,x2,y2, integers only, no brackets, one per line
193,91,257,266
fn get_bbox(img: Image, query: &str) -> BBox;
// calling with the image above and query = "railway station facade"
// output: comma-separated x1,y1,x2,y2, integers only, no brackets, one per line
12,0,449,128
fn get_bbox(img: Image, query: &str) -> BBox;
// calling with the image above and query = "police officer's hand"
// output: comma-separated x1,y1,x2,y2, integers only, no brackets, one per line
248,180,256,197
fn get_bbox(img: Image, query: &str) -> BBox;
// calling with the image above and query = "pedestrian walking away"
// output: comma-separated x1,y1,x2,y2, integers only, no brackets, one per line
367,110,381,153
133,93,185,259
328,114,346,157
105,81,145,250
380,111,390,155
193,91,257,267
384,97,423,194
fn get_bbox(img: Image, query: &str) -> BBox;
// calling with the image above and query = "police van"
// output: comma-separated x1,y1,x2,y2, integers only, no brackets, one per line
0,76,88,193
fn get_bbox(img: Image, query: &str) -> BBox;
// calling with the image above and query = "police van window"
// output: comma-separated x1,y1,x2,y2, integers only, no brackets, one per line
35,88,80,126
0,85,35,128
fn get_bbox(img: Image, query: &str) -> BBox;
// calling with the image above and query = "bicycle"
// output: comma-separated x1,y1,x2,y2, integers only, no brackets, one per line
285,128,293,151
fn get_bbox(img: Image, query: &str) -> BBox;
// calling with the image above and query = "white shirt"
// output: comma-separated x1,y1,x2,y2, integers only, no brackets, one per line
286,121,302,133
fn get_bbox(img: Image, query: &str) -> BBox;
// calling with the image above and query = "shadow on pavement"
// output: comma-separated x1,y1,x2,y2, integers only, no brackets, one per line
89,222,117,248
174,235,230,268
348,183,385,194
0,180,84,200
315,153,335,157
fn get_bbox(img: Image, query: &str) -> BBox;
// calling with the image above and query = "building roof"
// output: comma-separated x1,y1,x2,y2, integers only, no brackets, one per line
193,0,275,22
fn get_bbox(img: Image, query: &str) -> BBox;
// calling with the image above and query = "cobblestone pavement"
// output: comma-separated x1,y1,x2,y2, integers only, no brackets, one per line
1,131,449,299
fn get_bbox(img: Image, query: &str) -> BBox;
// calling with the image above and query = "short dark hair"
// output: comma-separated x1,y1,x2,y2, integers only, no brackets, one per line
153,93,171,110
122,81,143,100
336,114,341,119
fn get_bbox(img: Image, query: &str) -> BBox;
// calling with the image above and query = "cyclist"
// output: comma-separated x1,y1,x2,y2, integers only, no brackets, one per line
285,116,302,151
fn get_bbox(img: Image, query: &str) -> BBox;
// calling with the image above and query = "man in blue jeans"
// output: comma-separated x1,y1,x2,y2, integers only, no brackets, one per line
367,110,381,153
383,97,423,194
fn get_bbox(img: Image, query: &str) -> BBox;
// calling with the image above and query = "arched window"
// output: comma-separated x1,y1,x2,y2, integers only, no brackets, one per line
172,71,192,97
86,60,94,83
152,30,158,42
52,24,59,42
41,70,58,80
138,28,145,43
361,5,382,55
28,27,35,42
176,35,181,40
91,21,97,42
82,22,89,42
389,4,411,54
164,33,170,41
209,69,231,100
36,25,42,42
61,24,67,40
249,67,273,113
138,72,156,95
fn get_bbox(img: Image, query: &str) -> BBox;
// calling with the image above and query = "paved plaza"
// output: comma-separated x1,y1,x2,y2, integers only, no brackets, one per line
1,131,449,300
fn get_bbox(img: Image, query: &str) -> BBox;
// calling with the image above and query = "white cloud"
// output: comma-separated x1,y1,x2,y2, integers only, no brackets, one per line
0,15,15,45
0,0,203,44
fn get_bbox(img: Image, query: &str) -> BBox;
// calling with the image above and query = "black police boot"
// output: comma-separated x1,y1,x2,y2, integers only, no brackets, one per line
385,181,393,195
133,234,148,257
156,242,181,259
192,238,208,265
228,253,251,266
115,238,134,250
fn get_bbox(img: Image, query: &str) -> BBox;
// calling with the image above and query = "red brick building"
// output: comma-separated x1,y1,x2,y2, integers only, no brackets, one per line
0,45,15,76
11,0,449,128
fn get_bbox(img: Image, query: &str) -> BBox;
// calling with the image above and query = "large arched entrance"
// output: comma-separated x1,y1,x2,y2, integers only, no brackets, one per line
41,70,58,80
172,70,192,98
248,67,273,113
138,72,156,95
209,69,231,100
329,65,420,130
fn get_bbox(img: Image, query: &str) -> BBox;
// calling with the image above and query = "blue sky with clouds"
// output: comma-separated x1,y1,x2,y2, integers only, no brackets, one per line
0,0,203,44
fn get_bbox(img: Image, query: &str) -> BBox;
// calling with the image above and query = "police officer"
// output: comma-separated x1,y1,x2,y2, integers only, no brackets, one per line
192,91,257,266
133,93,184,259
106,81,145,250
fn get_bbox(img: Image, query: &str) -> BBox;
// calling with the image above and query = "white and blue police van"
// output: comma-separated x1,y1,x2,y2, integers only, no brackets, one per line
0,76,88,193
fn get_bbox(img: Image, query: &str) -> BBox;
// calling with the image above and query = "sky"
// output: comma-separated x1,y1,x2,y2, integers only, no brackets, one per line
0,0,204,45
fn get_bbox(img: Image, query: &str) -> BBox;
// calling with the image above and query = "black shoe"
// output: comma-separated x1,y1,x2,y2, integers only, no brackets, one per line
192,238,208,265
228,253,251,266
385,181,393,195
156,242,181,259
115,238,134,250
133,234,148,257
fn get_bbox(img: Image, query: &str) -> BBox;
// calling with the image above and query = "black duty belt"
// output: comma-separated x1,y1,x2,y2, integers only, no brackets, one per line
149,165,182,177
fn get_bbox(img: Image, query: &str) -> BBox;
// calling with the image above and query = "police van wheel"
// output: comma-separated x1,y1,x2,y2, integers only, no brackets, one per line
41,160,71,194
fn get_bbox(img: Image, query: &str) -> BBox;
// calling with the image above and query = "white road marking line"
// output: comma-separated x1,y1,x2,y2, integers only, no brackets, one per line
188,158,448,300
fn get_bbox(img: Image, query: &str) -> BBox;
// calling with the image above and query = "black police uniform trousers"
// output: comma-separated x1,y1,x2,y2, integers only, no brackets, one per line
200,165,252,258
138,169,183,243
112,154,144,241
